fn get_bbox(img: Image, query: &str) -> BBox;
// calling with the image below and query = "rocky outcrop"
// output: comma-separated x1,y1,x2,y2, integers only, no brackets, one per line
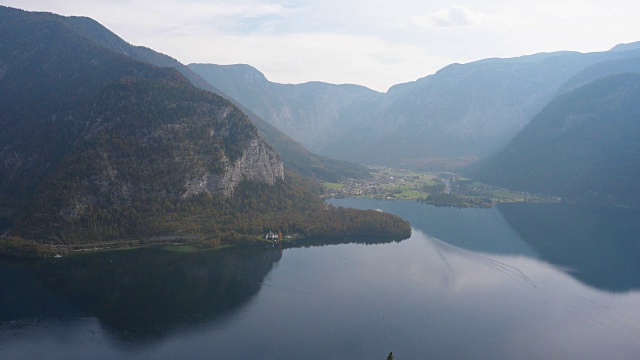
217,138,284,196
183,138,284,198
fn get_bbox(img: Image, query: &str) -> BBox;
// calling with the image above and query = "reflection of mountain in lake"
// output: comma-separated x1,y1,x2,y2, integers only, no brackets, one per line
328,198,536,256
283,234,407,249
0,257,84,321
4,247,282,344
0,218,11,232
498,203,640,292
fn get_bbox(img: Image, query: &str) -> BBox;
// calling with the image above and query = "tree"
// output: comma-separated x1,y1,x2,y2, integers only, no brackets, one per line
386,352,394,360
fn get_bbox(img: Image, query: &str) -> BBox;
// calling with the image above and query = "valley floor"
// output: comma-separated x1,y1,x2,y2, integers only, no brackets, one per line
323,166,560,208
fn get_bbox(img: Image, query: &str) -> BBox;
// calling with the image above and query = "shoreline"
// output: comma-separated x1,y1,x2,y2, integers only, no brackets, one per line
0,230,412,260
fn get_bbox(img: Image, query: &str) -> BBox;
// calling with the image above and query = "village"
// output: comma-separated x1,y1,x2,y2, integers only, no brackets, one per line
322,166,559,207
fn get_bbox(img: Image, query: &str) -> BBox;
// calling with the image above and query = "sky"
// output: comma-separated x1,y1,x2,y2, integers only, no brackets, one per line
4,0,640,92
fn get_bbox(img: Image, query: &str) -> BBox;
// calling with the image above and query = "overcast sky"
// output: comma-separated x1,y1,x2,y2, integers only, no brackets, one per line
4,0,640,92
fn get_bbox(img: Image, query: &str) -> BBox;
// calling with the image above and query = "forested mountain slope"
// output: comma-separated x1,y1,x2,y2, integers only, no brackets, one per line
470,73,640,207
0,6,408,254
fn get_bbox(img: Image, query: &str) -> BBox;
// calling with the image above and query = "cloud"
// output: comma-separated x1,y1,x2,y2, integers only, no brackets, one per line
411,5,510,29
414,6,474,28
14,0,301,34
176,2,297,20
533,1,619,19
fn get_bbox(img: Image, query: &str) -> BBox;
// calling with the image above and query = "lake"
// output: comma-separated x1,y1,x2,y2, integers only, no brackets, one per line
1,199,639,359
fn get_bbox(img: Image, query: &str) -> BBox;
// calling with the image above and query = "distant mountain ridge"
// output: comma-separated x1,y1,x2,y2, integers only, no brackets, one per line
556,55,640,95
189,63,383,153
19,5,634,175
192,46,640,170
610,41,640,52
325,47,640,168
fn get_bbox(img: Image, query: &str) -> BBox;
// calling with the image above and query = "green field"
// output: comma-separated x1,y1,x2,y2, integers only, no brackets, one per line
321,166,558,207
322,182,344,190
490,190,526,201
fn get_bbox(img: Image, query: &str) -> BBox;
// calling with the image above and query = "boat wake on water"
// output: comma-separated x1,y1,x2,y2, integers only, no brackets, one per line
423,234,538,290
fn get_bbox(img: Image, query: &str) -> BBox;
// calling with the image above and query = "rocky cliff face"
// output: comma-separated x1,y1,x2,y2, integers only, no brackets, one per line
63,136,284,220
184,138,284,198
218,138,284,195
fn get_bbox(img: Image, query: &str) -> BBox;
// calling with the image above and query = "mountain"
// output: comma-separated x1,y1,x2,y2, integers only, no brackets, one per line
0,6,280,240
60,14,369,181
188,63,383,154
336,48,640,168
0,7,201,213
470,73,640,207
610,41,640,53
191,47,640,170
556,55,640,95
0,6,409,252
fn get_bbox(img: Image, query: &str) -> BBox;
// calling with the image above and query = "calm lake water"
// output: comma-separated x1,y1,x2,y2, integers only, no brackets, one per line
1,199,640,359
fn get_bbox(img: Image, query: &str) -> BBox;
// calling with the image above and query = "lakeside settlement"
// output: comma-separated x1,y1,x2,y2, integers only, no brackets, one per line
323,166,560,208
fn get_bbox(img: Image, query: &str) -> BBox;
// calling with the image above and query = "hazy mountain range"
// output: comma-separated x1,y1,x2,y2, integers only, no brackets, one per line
191,44,640,170
188,37,640,207
189,63,383,154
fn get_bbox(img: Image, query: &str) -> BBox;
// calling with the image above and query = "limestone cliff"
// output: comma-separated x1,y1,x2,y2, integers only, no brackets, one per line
211,138,284,197
183,138,284,198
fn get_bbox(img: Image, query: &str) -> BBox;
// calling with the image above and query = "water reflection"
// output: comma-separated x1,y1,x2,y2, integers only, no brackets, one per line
0,218,12,232
283,234,406,250
0,257,83,322
328,198,536,256
498,203,640,292
329,198,640,293
1,246,282,344
2,200,640,359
